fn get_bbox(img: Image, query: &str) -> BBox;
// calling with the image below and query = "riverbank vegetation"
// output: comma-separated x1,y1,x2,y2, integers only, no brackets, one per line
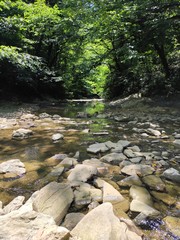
0,0,179,100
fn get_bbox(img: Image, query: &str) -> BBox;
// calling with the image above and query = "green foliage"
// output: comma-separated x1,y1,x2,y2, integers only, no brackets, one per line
0,0,179,100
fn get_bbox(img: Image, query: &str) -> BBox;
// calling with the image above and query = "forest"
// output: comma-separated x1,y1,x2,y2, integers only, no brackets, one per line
0,0,179,100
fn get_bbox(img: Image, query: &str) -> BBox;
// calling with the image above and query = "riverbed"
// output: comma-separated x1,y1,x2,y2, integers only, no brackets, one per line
0,97,180,239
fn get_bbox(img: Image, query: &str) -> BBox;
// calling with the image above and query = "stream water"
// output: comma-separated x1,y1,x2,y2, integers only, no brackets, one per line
0,98,180,239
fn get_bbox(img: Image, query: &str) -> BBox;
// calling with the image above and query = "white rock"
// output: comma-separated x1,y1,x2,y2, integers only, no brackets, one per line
130,200,160,216
3,196,25,214
121,164,154,176
32,182,74,225
71,202,142,240
162,168,180,183
52,133,64,141
12,128,33,139
87,143,109,154
68,164,97,182
129,185,153,206
0,159,26,176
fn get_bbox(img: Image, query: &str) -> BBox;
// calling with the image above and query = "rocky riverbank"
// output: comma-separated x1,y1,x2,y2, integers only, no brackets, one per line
0,96,180,239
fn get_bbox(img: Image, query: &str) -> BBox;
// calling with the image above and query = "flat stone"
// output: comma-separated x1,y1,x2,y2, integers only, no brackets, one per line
60,157,78,168
117,175,143,187
100,153,127,165
121,164,154,177
87,142,109,154
130,200,160,216
103,181,125,204
130,185,153,206
162,168,180,183
163,216,180,237
150,191,176,206
142,175,166,191
124,149,137,158
3,196,25,214
0,159,26,177
32,182,74,225
68,164,97,182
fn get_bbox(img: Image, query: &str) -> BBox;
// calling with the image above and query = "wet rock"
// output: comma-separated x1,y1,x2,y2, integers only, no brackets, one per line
12,128,33,139
100,153,127,165
52,133,64,141
130,200,160,216
62,212,85,231
0,210,70,240
71,202,142,240
3,196,25,214
163,216,180,237
67,164,97,182
87,142,110,154
121,164,154,177
142,175,166,191
162,168,180,183
0,159,26,177
32,182,74,225
150,191,176,206
117,175,143,187
130,185,153,206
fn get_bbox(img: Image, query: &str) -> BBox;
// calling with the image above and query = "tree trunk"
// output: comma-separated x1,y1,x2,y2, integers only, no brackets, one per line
154,43,171,78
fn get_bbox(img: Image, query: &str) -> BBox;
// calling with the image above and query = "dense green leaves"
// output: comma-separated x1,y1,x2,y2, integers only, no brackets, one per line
0,0,179,100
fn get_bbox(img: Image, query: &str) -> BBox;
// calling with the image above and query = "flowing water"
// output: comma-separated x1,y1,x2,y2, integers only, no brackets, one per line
0,98,180,239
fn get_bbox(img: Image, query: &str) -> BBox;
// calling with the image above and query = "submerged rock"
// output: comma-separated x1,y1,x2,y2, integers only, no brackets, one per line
163,216,180,237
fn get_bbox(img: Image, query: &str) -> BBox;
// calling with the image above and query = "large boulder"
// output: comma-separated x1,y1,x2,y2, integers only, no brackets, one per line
70,202,142,240
0,210,70,240
32,182,74,225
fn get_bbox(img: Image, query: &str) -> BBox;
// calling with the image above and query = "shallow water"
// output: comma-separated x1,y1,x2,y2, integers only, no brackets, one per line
0,99,180,239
